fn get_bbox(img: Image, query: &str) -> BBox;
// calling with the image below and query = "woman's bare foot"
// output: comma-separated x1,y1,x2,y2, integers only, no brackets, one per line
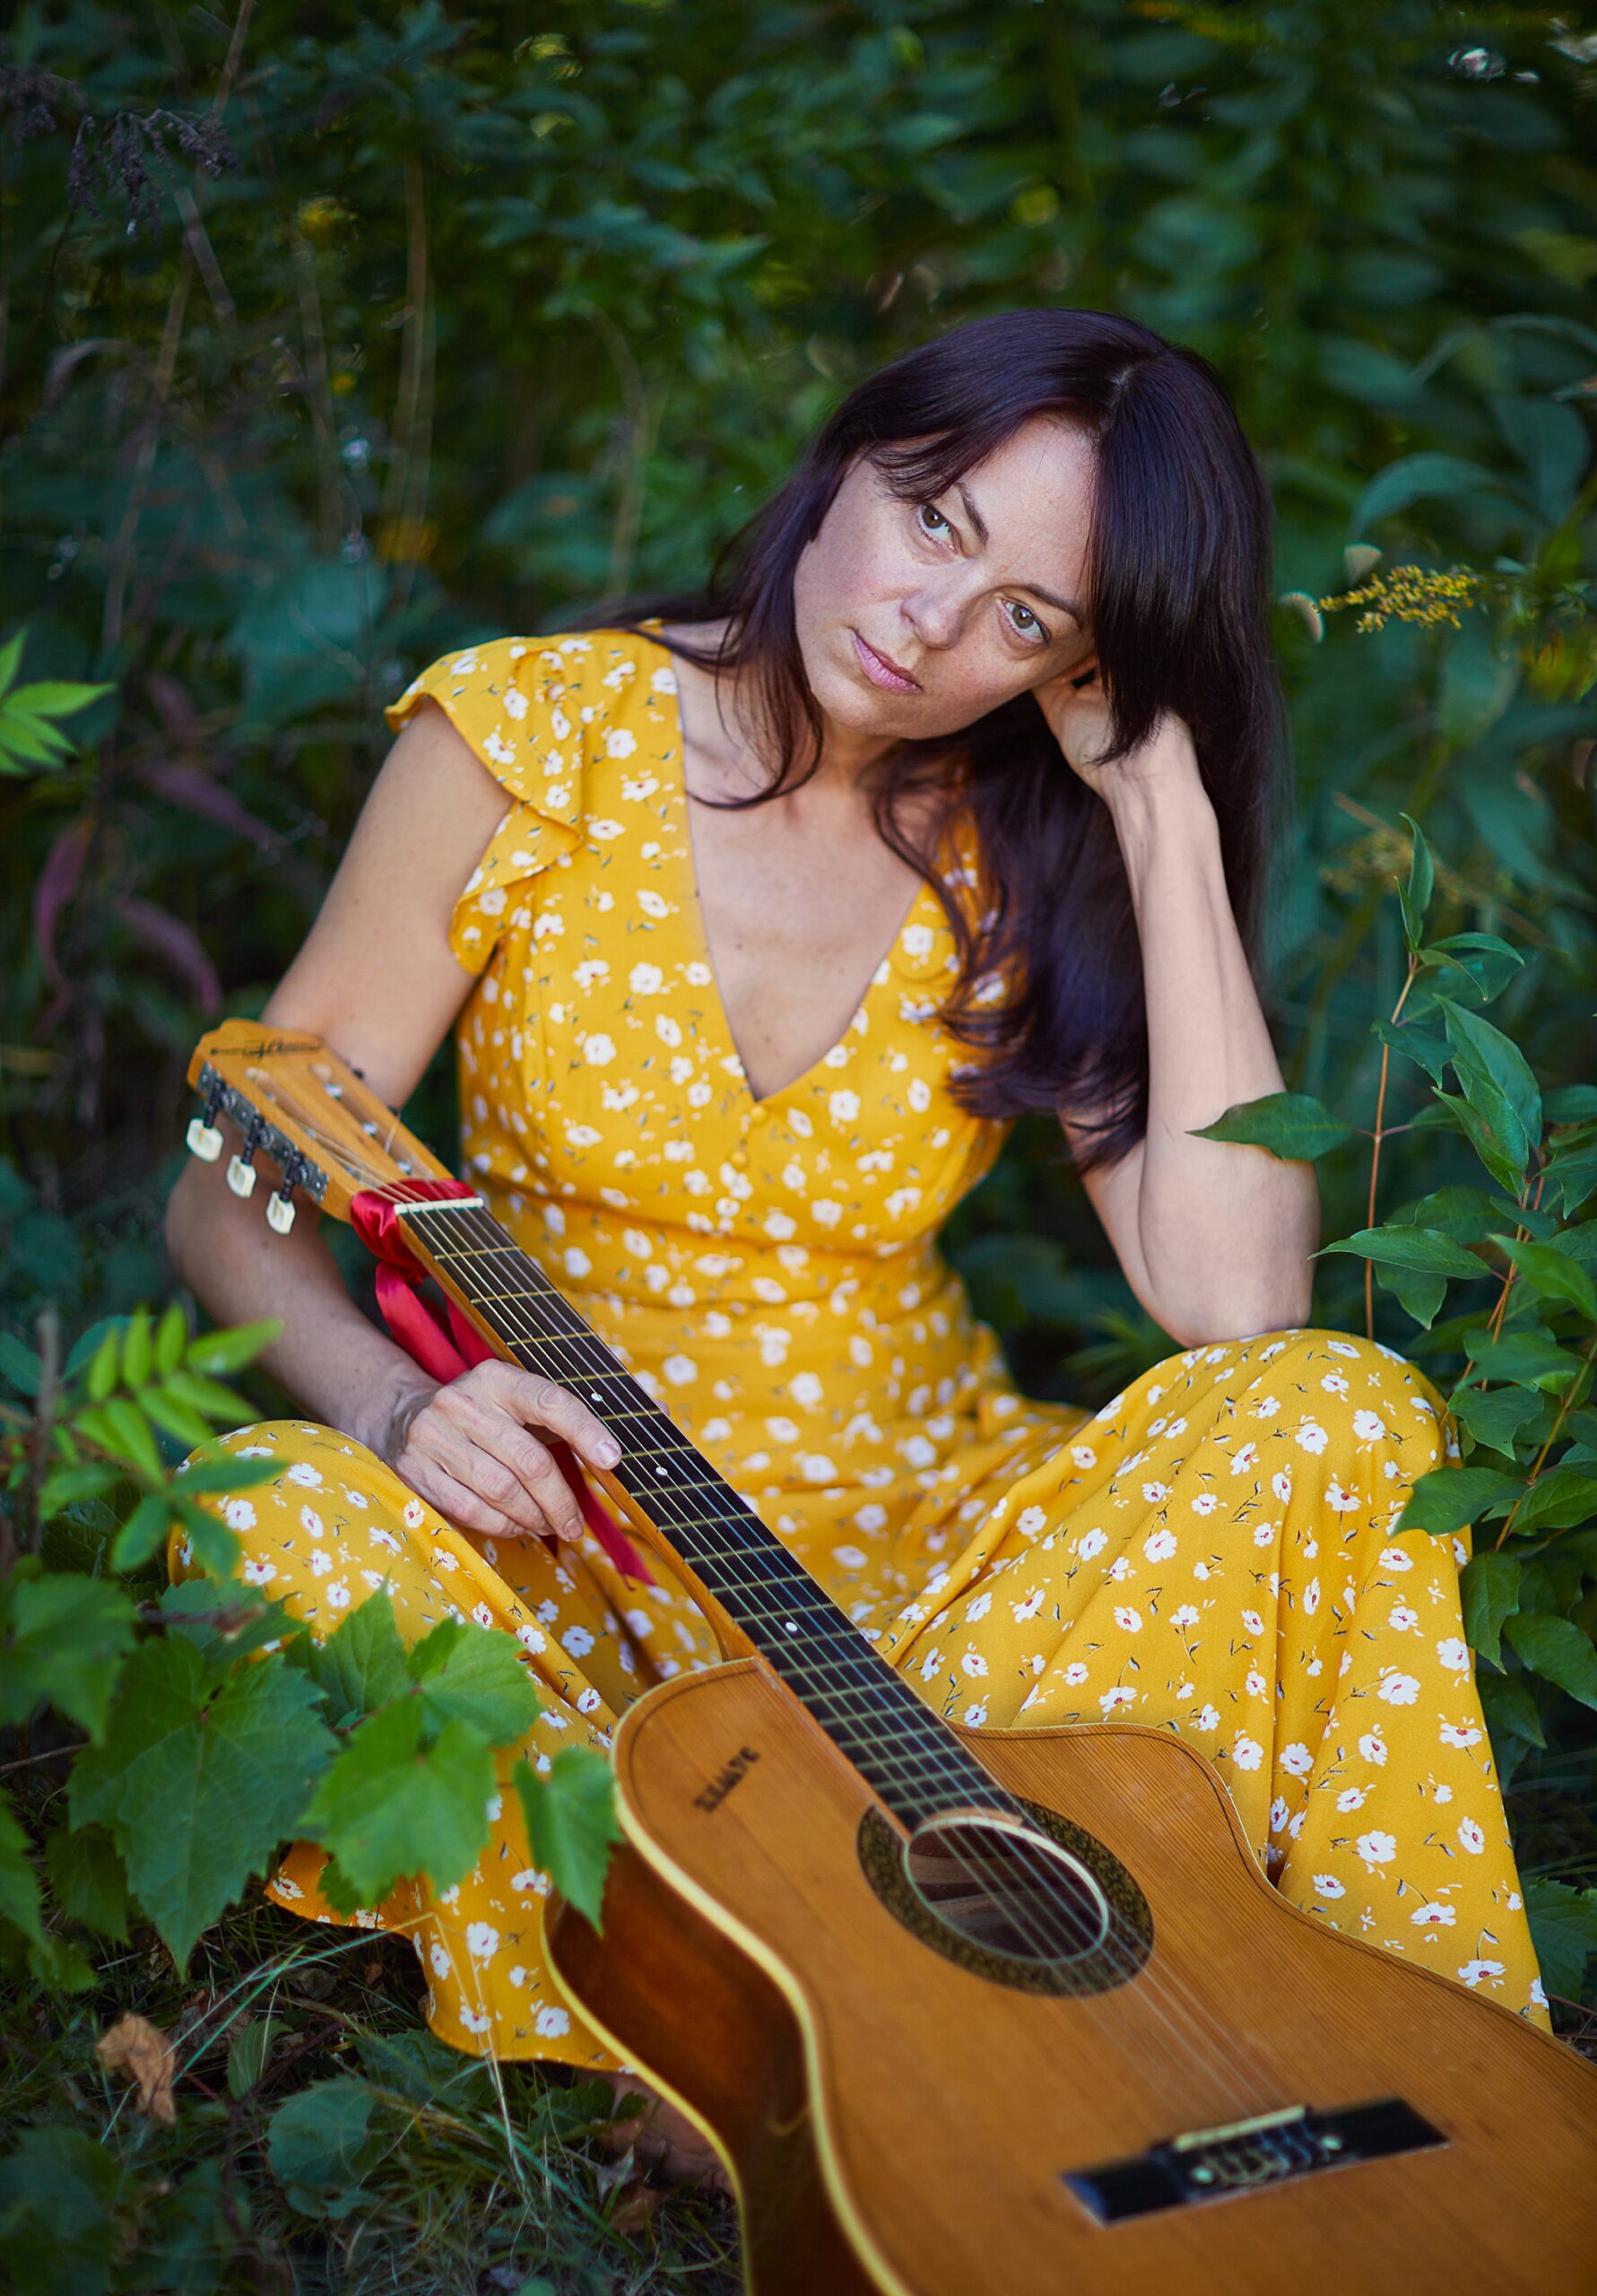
591,2067,735,2198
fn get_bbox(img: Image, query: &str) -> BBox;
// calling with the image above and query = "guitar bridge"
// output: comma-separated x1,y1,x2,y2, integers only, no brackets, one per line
1063,2099,1445,2222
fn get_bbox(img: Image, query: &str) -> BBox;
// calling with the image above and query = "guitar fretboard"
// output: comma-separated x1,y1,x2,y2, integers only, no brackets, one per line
399,1196,1011,1831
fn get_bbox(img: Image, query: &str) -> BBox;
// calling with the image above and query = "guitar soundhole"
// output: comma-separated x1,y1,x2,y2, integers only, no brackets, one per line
907,1815,1110,1962
858,1798,1152,1997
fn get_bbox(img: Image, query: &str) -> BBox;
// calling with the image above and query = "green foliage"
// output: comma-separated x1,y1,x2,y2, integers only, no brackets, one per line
2,0,1596,2282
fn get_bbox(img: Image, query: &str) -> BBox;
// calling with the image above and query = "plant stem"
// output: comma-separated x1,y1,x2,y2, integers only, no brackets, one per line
1495,1329,1597,1548
1366,952,1419,1339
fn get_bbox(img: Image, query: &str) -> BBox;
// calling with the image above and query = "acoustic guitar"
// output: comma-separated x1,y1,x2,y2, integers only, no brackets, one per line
186,1020,1597,2296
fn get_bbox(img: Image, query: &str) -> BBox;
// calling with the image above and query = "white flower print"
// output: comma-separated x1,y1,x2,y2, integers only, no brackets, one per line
1313,1874,1346,1898
1439,1721,1481,1749
1436,1638,1471,1674
1194,1705,1220,1733
1063,1661,1089,1686
1456,1959,1506,1989
1113,1606,1142,1634
1355,1831,1397,1867
1410,1902,1456,1927
1280,1743,1313,1777
1141,1481,1169,1503
459,2007,492,2036
325,1578,352,1611
1378,1672,1420,1706
222,1499,256,1532
403,1499,426,1530
308,1548,333,1578
1190,1492,1219,1516
1098,1686,1135,1716
535,2005,571,2037
430,1941,452,1979
466,1921,499,1961
1352,1409,1387,1442
1077,1527,1108,1561
1457,1817,1486,1856
1272,1470,1293,1505
1233,1736,1264,1771
1171,1604,1199,1628
287,1463,325,1488
241,1556,277,1586
1144,1528,1177,1561
561,1625,595,1657
1358,1728,1388,1766
1296,1421,1329,1456
1336,1787,1367,1813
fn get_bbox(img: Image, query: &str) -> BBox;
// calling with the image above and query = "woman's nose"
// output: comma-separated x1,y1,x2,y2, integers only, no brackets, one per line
902,580,966,650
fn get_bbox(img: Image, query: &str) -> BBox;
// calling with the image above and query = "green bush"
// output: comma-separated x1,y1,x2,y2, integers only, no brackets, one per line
2,1,1595,2286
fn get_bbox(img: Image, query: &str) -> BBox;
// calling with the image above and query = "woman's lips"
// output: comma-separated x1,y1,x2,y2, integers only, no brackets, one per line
852,630,921,694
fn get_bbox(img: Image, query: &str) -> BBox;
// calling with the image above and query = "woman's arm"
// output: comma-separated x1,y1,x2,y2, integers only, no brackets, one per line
1037,676,1319,1346
164,701,621,1538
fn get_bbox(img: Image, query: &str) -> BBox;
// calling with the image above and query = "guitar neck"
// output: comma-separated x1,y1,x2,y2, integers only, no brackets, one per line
395,1194,1006,1830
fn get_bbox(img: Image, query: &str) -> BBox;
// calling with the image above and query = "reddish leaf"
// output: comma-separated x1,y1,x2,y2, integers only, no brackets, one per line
32,814,92,983
112,895,221,1013
143,672,204,747
140,760,282,851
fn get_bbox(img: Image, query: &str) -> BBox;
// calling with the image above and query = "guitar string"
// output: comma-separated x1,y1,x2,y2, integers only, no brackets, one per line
392,1186,1270,2101
388,1184,1272,2112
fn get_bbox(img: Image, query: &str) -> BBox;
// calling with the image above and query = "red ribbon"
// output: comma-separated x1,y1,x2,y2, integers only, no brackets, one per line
351,1179,653,1585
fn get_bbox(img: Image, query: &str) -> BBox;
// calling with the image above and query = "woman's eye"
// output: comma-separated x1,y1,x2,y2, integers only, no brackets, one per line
1006,600,1047,643
916,502,950,539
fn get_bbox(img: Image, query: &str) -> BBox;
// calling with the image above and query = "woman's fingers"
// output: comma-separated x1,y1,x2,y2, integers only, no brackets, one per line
391,1362,621,1543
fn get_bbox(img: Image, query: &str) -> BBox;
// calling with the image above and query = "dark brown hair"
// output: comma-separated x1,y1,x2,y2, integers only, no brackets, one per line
563,306,1288,1170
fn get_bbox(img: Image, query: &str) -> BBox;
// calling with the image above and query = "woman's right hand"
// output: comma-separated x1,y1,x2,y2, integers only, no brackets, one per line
377,1361,623,1544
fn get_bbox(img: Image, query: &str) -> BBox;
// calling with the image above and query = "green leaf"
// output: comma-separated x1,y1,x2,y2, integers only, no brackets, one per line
1479,1670,1545,1752
1371,1014,1449,1082
307,1587,411,1723
0,1789,46,1948
45,1824,131,1943
120,1306,152,1388
266,2079,383,2213
1524,1879,1597,2003
1397,812,1433,952
1464,1329,1587,1391
1460,1552,1520,1666
5,678,115,718
0,625,26,699
1318,1224,1489,1281
0,2124,126,2295
109,1490,174,1571
1408,933,1523,1019
1432,1088,1526,1197
408,1615,542,1744
1377,1264,1447,1329
300,1700,494,1905
1546,1086,1597,1125
74,1397,162,1482
1189,1091,1354,1160
171,1453,280,1496
1444,1002,1542,1170
0,1329,41,1397
154,1301,187,1377
1490,1234,1597,1320
139,1387,216,1450
1393,1465,1523,1540
1449,1383,1542,1454
186,1320,282,1376
161,1368,256,1421
228,2016,275,2099
1501,1612,1597,1710
514,1745,620,1930
1506,1466,1597,1536
0,1573,137,1739
38,1463,121,1515
85,1325,121,1404
1543,1143,1597,1218
69,1634,336,1970
1350,452,1515,533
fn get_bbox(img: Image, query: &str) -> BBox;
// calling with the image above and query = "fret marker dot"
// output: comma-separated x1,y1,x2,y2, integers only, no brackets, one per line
784,1621,798,1634
655,1467,668,1479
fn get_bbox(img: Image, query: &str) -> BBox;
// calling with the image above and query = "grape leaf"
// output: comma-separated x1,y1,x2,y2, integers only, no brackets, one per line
408,1615,542,1744
299,1700,495,1905
69,1635,336,1969
307,1587,411,1724
0,1788,46,1948
514,1745,621,1930
0,1574,137,1740
45,1823,131,1944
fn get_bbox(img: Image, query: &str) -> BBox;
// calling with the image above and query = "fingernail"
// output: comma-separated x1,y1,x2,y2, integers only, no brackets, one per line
596,1436,621,1466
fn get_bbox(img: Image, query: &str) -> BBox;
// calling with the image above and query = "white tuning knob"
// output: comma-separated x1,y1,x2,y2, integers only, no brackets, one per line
187,1118,223,1161
226,1154,257,1198
265,1191,297,1235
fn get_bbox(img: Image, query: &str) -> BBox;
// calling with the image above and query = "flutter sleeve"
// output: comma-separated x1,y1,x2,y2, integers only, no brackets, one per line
384,634,593,974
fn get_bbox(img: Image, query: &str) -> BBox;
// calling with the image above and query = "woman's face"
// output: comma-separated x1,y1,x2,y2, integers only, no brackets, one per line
791,412,1098,743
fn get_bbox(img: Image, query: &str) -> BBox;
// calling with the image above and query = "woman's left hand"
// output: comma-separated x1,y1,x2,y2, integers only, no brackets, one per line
1031,659,1200,807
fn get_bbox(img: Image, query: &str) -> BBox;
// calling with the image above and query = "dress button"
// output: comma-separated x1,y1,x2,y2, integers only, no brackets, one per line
730,1145,749,1170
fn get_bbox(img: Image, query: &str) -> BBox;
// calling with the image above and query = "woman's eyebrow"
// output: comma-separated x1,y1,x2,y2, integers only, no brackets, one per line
954,481,1084,622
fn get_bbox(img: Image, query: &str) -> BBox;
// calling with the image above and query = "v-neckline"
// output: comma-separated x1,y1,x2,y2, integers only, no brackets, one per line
638,622,937,1112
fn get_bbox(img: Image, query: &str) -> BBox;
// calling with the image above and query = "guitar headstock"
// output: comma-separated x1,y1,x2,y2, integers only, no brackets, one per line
185,1020,453,1233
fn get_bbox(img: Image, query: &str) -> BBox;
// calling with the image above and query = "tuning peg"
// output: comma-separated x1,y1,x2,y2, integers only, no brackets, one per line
265,1175,298,1234
187,1087,225,1161
226,1152,257,1197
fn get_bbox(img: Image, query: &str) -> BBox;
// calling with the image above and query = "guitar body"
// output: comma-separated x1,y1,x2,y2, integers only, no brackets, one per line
546,1659,1597,2296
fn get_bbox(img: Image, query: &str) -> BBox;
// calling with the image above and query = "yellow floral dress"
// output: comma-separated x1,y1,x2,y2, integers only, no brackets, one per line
170,623,1546,2066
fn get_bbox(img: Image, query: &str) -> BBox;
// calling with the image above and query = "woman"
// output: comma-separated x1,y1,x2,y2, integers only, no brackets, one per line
165,309,1545,2135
